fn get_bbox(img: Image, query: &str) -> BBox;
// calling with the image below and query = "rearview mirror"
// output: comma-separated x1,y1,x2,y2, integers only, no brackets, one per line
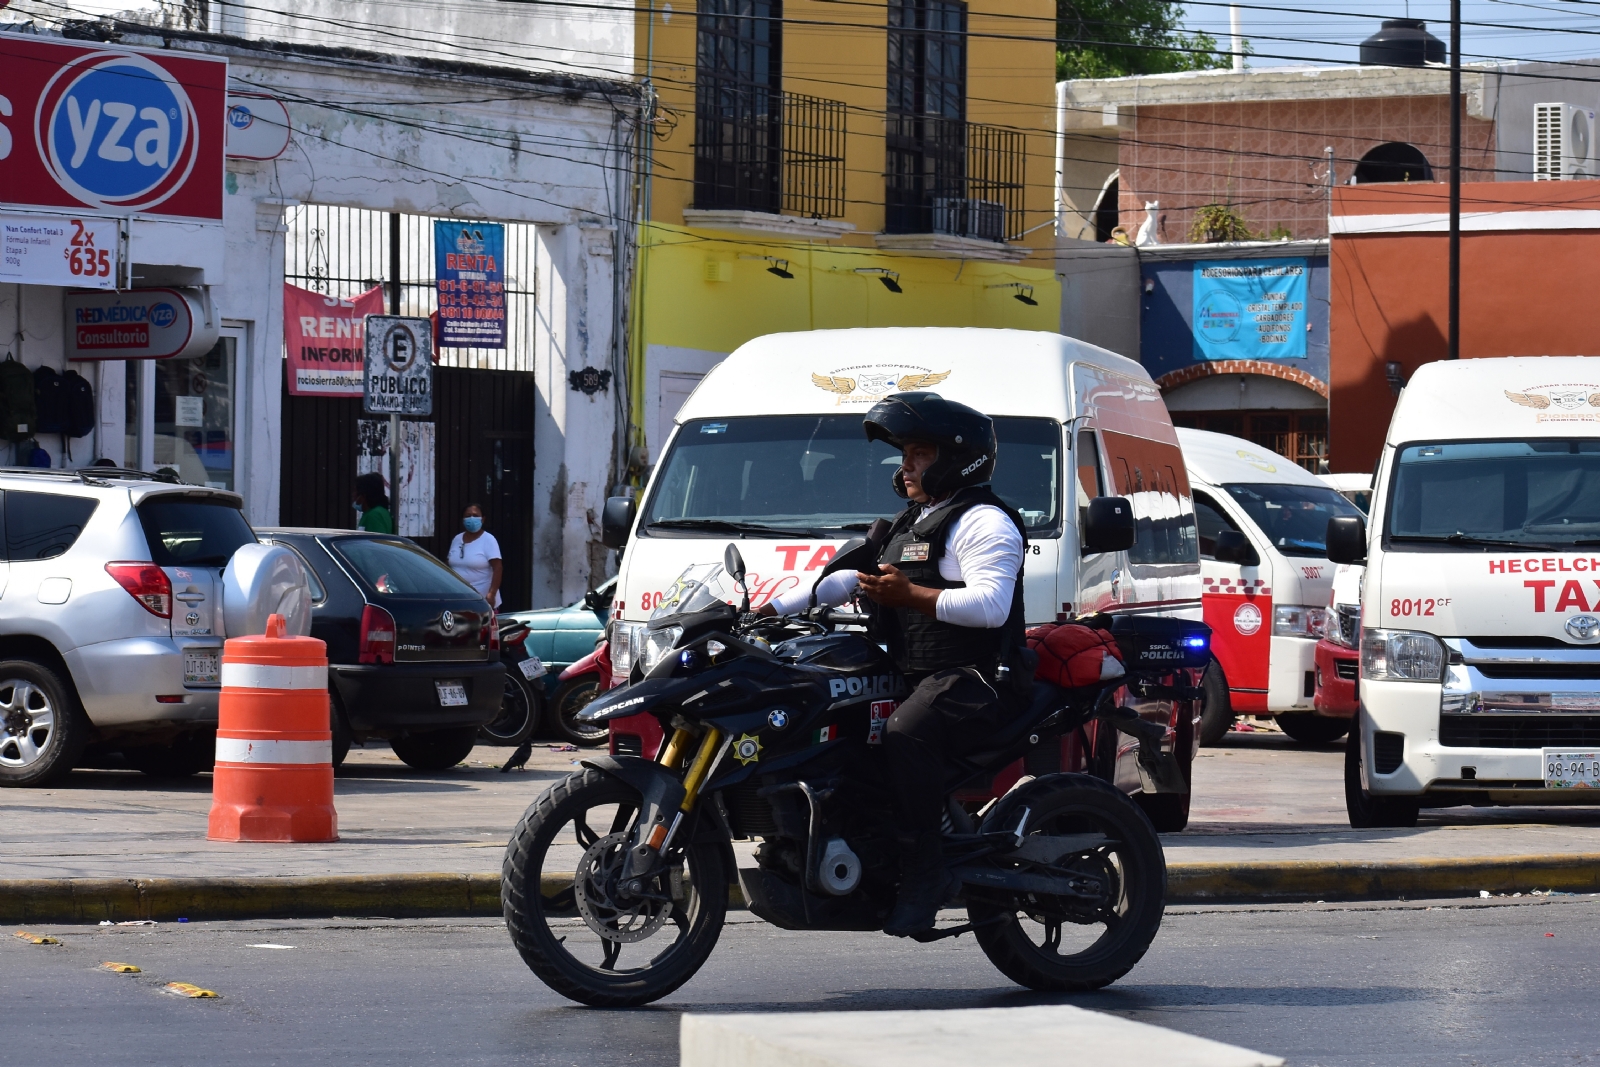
723,543,747,587
600,496,636,550
1326,515,1368,566
1213,530,1260,567
1081,496,1136,555
820,537,874,579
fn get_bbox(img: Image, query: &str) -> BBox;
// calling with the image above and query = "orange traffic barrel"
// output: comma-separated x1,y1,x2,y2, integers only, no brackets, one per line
207,613,338,842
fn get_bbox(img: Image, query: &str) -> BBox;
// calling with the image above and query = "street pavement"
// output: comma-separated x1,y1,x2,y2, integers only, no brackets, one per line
9,728,1600,881
7,895,1597,1066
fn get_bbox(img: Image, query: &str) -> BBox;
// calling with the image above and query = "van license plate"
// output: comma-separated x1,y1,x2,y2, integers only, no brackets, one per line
183,649,220,686
1543,749,1600,788
436,682,469,707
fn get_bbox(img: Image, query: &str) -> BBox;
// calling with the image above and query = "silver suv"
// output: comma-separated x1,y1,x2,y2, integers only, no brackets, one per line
0,468,260,787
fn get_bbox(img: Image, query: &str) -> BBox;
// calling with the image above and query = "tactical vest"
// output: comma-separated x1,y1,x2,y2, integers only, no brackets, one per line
867,485,1028,679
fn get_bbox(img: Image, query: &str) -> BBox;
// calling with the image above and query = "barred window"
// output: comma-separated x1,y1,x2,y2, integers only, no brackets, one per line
694,0,784,214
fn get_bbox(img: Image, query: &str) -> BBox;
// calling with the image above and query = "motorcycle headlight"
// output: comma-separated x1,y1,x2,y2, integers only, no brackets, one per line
641,625,683,673
1273,605,1328,638
1361,628,1445,683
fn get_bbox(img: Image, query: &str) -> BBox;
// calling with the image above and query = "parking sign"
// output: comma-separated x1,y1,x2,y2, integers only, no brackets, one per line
362,316,433,416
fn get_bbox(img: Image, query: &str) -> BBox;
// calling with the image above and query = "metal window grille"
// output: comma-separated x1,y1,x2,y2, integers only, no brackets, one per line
886,117,1022,240
283,205,539,372
694,0,784,214
780,93,846,218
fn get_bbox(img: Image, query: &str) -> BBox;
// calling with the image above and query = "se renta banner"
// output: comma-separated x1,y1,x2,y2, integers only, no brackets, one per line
284,283,386,397
0,35,226,221
1192,258,1308,361
433,220,506,349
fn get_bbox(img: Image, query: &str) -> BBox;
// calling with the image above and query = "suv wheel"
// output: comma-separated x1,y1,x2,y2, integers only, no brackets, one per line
0,660,89,788
390,726,478,771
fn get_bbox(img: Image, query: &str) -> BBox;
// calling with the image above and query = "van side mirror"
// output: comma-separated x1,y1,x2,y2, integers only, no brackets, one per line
1326,515,1368,566
1213,530,1260,567
1082,496,1136,555
601,496,636,550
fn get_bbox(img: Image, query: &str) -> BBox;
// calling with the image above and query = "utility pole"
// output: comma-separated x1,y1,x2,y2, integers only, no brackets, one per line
1230,5,1244,72
1448,0,1461,360
387,211,402,517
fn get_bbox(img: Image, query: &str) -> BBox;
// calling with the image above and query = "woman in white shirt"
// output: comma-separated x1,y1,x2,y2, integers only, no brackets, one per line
447,504,503,608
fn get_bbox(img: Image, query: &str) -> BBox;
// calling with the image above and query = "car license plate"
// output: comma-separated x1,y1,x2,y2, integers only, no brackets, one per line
1543,749,1600,788
517,656,547,681
436,682,469,707
183,649,220,686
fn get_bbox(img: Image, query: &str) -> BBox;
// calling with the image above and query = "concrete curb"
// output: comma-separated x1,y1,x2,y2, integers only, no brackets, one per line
4,856,1598,924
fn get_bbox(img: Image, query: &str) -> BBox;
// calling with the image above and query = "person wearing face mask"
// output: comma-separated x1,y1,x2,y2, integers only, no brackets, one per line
448,504,503,608
353,473,395,534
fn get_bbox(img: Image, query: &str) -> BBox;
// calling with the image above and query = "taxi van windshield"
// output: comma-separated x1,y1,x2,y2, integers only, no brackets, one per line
1388,439,1600,547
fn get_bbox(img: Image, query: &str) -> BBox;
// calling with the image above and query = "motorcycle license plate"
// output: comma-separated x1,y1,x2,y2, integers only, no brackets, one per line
518,656,547,681
436,682,469,707
1544,749,1600,789
183,649,220,686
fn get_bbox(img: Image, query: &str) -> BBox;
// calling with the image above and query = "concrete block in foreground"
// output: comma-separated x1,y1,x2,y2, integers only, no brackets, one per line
680,1005,1283,1067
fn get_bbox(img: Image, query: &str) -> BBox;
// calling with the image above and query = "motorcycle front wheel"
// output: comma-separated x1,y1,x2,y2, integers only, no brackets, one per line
967,774,1166,992
502,767,728,1007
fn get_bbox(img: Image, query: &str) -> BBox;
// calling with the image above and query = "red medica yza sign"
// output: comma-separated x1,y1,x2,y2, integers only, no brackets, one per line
284,283,386,396
0,35,226,221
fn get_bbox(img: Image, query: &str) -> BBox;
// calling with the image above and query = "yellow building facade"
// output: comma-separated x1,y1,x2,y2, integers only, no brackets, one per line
629,0,1059,459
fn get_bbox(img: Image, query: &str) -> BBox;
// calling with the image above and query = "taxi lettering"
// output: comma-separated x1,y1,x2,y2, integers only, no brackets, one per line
775,545,837,572
1488,558,1600,574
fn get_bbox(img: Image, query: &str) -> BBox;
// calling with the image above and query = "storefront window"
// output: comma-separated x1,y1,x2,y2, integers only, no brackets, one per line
153,338,235,489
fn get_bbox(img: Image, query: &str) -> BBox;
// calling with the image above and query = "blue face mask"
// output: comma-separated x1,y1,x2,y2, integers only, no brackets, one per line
353,502,363,516
464,516,484,533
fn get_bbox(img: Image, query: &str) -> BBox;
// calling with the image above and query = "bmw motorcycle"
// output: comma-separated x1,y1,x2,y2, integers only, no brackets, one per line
501,535,1211,1007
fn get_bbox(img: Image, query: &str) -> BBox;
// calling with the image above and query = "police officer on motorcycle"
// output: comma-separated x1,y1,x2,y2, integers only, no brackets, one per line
760,392,1028,936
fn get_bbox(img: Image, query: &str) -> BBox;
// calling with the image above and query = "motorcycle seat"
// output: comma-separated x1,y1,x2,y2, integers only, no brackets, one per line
960,681,1086,770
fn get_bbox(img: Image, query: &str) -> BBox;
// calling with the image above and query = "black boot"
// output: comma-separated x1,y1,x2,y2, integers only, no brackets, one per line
883,833,958,937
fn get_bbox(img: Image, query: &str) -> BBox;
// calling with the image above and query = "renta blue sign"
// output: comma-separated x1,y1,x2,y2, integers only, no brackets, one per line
433,220,506,349
1192,258,1308,361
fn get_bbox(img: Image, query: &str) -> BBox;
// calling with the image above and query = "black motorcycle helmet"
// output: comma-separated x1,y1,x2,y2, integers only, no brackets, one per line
863,391,997,499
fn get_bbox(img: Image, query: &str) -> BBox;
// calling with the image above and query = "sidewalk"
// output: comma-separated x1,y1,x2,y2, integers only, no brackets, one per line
5,731,1600,919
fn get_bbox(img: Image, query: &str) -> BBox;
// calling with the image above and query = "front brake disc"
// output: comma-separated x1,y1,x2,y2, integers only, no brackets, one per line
573,831,672,943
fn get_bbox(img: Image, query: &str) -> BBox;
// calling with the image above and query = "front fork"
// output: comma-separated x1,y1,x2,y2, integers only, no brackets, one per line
621,726,726,888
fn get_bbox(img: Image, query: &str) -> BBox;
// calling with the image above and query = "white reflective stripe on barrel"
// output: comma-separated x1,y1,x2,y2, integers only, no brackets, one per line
215,738,332,765
220,662,328,690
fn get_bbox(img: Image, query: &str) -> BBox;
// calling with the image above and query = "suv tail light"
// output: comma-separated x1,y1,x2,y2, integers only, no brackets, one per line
359,604,396,664
106,562,172,618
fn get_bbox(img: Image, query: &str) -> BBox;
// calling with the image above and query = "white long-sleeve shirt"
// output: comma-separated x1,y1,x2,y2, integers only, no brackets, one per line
768,501,1023,628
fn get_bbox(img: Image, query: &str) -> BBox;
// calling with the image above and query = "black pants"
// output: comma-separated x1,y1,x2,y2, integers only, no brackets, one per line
883,668,1012,838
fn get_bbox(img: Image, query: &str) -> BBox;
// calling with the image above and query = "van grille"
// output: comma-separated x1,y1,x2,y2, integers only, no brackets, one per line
1334,660,1359,681
1473,664,1600,680
611,733,643,758
1441,715,1600,748
1373,732,1405,774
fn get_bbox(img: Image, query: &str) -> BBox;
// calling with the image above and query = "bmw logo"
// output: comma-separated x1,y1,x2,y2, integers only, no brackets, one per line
1567,615,1600,641
767,709,789,730
441,610,455,632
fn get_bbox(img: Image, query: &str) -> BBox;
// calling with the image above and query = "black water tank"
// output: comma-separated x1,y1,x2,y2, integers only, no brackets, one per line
1359,19,1445,67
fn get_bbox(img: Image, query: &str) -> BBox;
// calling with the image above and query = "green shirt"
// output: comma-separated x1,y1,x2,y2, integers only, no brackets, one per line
358,505,395,534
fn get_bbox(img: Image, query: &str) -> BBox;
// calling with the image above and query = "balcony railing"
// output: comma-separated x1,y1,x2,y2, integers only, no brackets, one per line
884,116,1024,242
693,88,847,219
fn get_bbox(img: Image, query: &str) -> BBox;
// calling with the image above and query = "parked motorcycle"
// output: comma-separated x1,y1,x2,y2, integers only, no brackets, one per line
548,641,613,747
502,536,1209,1007
481,617,544,746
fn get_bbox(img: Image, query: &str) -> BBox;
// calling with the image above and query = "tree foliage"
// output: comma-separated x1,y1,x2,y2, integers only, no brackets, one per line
1057,0,1234,81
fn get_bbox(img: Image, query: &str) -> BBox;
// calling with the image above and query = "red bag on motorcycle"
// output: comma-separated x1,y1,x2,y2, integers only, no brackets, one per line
1025,623,1126,688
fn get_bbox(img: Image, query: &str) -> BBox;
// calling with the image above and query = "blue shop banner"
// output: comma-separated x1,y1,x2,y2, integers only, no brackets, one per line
434,220,506,349
1192,257,1307,361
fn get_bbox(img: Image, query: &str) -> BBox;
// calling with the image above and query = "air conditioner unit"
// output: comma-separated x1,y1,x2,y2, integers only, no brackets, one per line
1534,102,1596,180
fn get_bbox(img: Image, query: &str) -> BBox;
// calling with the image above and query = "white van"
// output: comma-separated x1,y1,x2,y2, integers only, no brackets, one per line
1178,429,1365,745
1328,356,1600,827
601,328,1204,826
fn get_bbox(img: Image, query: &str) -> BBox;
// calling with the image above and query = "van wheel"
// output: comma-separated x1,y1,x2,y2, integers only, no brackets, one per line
125,730,215,778
1277,713,1350,745
0,660,89,788
1344,714,1420,828
390,726,478,771
1197,662,1235,746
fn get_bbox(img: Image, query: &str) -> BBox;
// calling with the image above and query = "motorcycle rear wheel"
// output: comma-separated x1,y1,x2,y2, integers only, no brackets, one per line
968,774,1166,992
502,767,728,1007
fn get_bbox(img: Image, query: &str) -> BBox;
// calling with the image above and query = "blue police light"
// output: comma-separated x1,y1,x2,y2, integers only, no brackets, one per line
1184,636,1208,649
679,649,700,670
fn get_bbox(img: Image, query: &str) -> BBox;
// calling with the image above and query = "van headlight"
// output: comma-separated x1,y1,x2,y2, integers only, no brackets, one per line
1361,629,1445,682
1273,605,1328,638
610,621,646,681
642,625,683,673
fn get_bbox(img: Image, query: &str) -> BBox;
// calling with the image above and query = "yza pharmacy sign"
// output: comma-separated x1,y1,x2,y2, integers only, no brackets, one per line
0,36,226,220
